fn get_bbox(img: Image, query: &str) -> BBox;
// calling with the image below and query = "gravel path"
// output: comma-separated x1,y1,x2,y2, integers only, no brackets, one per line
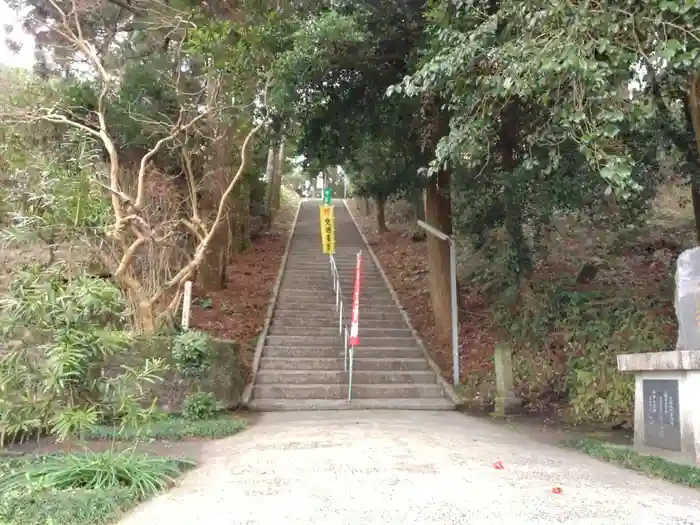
117,411,700,525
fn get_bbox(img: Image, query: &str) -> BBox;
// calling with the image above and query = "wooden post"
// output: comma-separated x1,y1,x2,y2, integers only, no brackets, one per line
493,342,520,416
181,281,193,330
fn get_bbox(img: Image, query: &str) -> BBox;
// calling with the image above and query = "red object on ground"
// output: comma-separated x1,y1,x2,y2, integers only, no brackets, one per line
348,252,363,346
552,487,563,494
492,461,504,470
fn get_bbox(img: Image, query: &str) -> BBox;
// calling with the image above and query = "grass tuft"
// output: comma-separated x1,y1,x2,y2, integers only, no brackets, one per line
0,416,248,524
0,452,195,525
0,486,140,525
0,450,194,498
84,415,248,441
565,438,700,488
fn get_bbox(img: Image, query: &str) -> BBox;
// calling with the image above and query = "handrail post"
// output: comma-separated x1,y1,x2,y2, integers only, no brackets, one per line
416,220,460,386
347,346,354,401
343,326,348,371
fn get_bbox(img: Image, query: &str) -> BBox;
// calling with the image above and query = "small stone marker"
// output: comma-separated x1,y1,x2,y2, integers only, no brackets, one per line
642,378,681,451
493,342,520,416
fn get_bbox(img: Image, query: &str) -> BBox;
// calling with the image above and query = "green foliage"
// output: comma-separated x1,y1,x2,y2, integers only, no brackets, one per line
0,485,139,525
383,0,698,286
83,415,248,441
0,79,111,248
500,281,672,424
566,439,700,488
0,266,168,444
272,4,425,169
182,392,218,421
171,330,213,379
346,133,425,203
0,451,193,500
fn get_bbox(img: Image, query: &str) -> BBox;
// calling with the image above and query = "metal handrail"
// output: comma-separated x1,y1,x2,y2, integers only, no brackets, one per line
329,254,353,401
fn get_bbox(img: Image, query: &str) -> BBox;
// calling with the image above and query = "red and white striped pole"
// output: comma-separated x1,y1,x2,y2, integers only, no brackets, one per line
349,251,362,346
348,251,362,401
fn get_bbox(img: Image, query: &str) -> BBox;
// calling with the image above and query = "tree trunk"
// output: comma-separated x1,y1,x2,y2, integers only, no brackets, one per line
420,91,455,343
376,197,388,233
265,145,276,221
137,300,156,333
198,222,228,291
692,181,700,244
228,175,251,254
688,74,700,243
273,138,285,211
500,98,533,306
198,129,232,292
411,188,425,221
424,168,454,343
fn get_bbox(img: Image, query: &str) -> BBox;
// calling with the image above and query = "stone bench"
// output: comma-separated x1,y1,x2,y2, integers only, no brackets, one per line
617,350,700,464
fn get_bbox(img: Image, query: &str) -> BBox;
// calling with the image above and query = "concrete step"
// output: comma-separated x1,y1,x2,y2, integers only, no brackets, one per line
267,326,413,338
266,326,344,337
279,282,388,293
284,259,370,267
264,346,342,358
277,288,396,306
350,347,424,358
256,370,437,385
265,335,416,346
259,357,431,371
263,346,423,359
270,302,345,311
270,318,408,329
253,383,445,399
248,398,455,411
281,267,381,275
278,281,387,290
274,300,396,311
277,290,394,301
273,305,402,316
265,336,342,346
273,310,406,322
282,265,378,273
276,292,335,301
283,271,383,280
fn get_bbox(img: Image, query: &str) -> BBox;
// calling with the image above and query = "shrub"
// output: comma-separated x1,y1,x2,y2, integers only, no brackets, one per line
0,266,168,444
171,330,213,378
182,392,218,421
0,451,194,499
0,487,139,525
84,415,248,440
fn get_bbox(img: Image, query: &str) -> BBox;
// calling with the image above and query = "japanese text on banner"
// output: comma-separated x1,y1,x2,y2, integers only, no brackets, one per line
319,204,336,254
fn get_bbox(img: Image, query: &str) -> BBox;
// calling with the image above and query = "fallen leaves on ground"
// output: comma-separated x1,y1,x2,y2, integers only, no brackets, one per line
190,203,297,381
360,221,496,385
348,198,683,413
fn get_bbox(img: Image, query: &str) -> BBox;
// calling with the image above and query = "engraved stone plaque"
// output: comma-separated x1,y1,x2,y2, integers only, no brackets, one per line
642,379,681,451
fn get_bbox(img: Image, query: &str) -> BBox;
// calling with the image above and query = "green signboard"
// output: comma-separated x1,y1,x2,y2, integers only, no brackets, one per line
323,187,332,204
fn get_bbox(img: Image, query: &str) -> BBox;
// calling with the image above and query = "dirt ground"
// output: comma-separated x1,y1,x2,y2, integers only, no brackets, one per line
189,200,298,380
350,201,496,386
347,188,693,424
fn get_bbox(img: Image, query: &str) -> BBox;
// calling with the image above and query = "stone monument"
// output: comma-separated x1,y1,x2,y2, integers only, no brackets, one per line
493,343,521,416
617,247,700,463
674,247,700,351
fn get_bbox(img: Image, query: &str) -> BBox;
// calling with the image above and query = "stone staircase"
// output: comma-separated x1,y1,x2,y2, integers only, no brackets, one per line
248,199,454,410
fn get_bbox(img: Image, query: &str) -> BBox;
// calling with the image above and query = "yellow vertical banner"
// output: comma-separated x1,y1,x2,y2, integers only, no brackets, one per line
319,204,335,254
